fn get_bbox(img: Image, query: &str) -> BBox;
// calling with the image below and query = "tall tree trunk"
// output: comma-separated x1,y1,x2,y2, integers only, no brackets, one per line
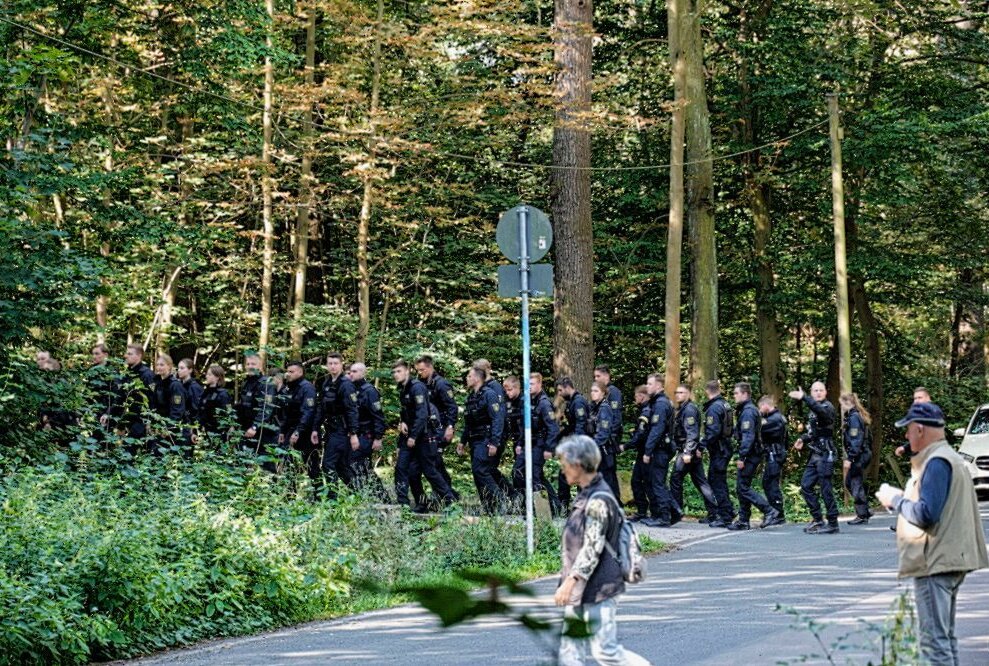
355,0,385,364
737,0,781,401
290,2,317,355
551,0,594,391
259,0,276,363
684,0,718,385
157,267,178,354
664,0,687,394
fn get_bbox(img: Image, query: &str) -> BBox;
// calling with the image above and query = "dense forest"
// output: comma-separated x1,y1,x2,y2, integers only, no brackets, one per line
5,0,988,456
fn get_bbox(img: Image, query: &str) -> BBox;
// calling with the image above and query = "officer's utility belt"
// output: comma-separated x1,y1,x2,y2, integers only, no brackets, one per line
765,444,786,459
809,438,835,456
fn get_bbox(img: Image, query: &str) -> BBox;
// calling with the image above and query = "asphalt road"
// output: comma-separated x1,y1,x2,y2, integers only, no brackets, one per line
130,505,989,665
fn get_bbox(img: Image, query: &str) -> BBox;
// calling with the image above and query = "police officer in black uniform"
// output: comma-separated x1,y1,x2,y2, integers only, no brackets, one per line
642,373,678,527
197,364,232,440
474,359,510,495
177,358,203,426
594,365,623,497
556,377,589,510
239,352,280,469
528,373,562,515
588,381,620,497
88,343,117,440
502,375,523,500
279,361,318,483
728,382,780,530
758,395,788,522
670,383,717,523
347,362,389,501
459,367,506,514
392,359,455,510
416,356,460,499
702,380,736,528
840,392,873,525
151,354,187,449
110,344,156,442
311,352,361,496
789,382,839,534
626,385,653,521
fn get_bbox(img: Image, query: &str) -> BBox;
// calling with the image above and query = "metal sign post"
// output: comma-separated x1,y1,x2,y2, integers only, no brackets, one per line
518,206,535,556
496,204,553,557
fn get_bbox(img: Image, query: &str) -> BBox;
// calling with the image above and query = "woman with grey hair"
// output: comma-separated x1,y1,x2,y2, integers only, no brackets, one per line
554,435,650,666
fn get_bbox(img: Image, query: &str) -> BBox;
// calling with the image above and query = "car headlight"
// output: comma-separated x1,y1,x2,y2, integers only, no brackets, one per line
959,452,974,464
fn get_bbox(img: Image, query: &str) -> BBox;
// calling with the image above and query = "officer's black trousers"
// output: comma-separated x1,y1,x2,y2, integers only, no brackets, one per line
707,450,737,522
844,458,871,519
631,453,653,516
512,449,561,515
762,453,786,517
648,450,678,521
353,434,388,501
435,444,460,500
670,453,717,517
800,452,838,523
737,455,772,522
599,446,621,502
395,435,455,507
321,430,356,497
470,441,505,514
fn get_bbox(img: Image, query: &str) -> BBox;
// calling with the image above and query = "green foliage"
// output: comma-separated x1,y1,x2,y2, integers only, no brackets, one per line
0,451,561,664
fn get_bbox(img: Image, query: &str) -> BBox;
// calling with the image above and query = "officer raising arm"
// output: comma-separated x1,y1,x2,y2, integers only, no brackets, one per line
789,382,840,534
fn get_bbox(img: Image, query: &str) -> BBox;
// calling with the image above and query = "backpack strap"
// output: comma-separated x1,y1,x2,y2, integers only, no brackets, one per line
589,491,624,560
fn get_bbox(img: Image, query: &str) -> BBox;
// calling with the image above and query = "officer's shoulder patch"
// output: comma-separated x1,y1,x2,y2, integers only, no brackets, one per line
576,407,585,417
742,420,751,430
372,400,382,411
173,394,182,405
447,390,454,399
651,414,659,423
350,392,358,402
706,416,714,425
850,428,859,437
492,403,500,412
611,400,619,409
415,394,424,404
686,416,696,425
601,419,609,428
306,397,314,407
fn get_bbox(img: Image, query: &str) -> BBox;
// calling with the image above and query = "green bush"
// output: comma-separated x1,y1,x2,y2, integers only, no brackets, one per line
0,451,561,664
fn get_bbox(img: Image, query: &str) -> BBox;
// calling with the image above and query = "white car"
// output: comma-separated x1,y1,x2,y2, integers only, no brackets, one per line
954,403,989,499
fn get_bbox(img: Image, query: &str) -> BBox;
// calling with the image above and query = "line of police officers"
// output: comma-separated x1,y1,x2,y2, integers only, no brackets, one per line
51,343,874,528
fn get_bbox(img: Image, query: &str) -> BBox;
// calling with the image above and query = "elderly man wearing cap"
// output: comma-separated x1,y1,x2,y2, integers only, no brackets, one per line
877,402,988,666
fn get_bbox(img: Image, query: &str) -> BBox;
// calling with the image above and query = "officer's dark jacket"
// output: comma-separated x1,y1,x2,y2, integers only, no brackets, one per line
399,378,431,441
427,373,459,430
673,400,701,455
843,408,868,462
761,409,788,458
588,399,615,450
626,401,653,453
153,374,187,421
733,399,762,459
485,378,506,406
115,362,156,426
702,395,733,454
461,384,505,446
354,378,386,439
563,392,590,437
532,390,561,454
199,386,232,434
644,392,674,457
314,374,360,436
605,384,623,436
504,394,522,449
800,395,836,450
182,378,204,424
237,373,278,432
280,378,316,438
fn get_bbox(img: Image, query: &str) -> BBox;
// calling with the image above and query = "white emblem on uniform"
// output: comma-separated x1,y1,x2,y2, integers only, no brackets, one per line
415,394,424,404
173,394,182,405
577,408,585,417
350,393,358,402
611,401,619,409
601,419,609,428
742,421,751,430
686,416,695,425
492,403,500,412
372,401,381,411
707,416,714,425
850,428,858,437
306,398,314,407
651,414,659,423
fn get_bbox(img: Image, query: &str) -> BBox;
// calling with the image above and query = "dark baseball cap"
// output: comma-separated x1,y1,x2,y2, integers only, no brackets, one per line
895,402,946,428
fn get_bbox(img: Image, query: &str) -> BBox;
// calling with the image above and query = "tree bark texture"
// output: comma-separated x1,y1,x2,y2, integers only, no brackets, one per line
259,0,276,363
551,0,594,391
664,0,687,394
683,0,718,386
